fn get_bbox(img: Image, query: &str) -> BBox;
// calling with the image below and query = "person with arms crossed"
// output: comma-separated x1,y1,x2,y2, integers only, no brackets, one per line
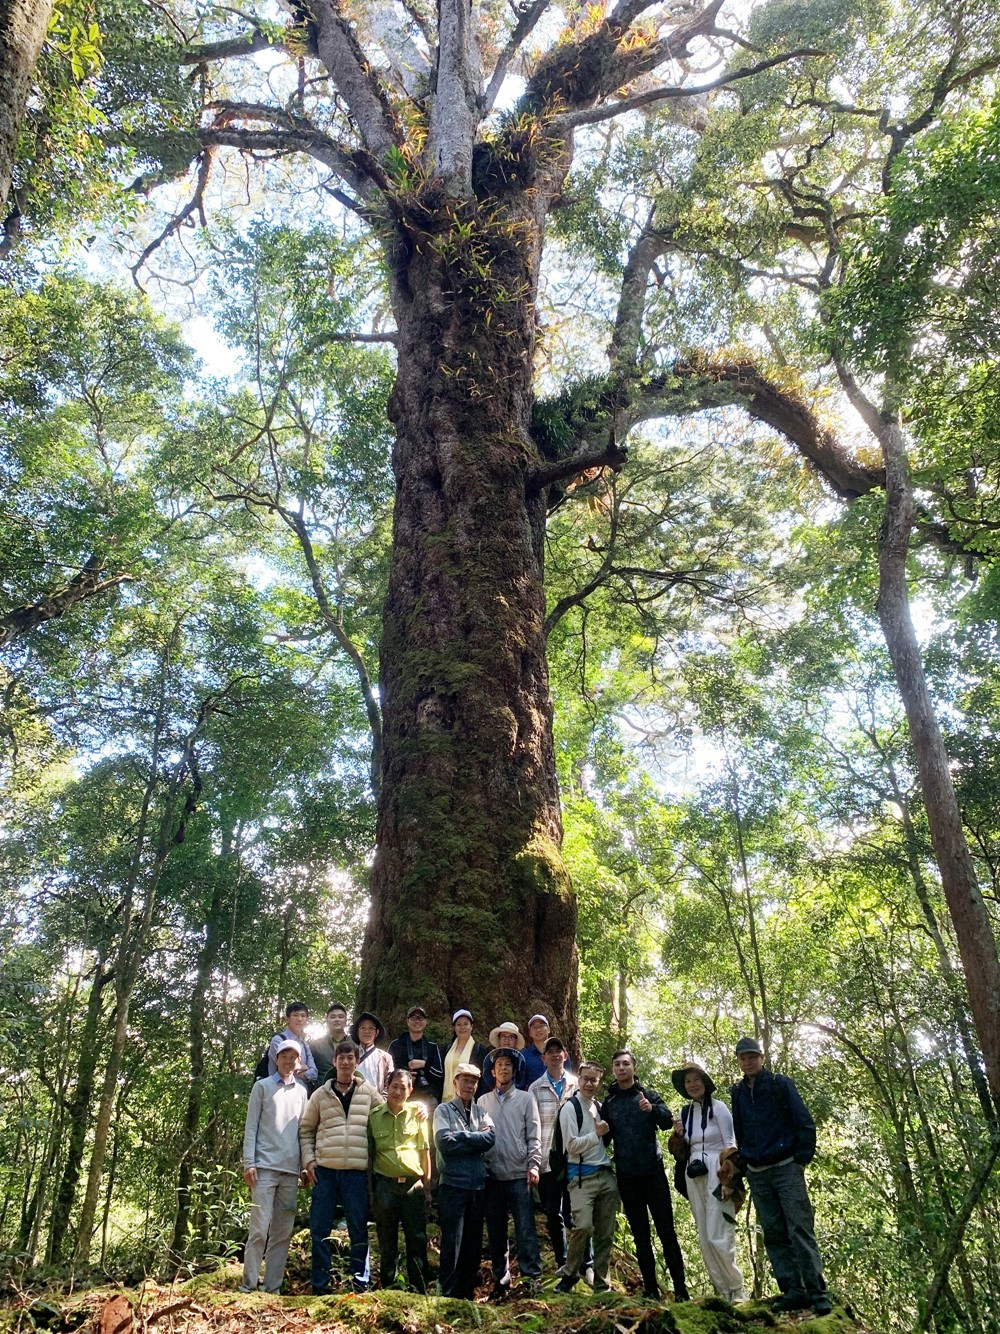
433,1062,495,1298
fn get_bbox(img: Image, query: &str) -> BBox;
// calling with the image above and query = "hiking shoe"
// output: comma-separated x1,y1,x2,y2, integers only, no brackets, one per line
488,1286,507,1303
813,1295,833,1315
555,1276,578,1294
772,1293,811,1312
673,1287,690,1303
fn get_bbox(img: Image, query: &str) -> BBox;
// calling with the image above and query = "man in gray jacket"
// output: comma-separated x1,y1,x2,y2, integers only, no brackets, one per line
478,1049,543,1298
434,1063,496,1298
241,1040,308,1293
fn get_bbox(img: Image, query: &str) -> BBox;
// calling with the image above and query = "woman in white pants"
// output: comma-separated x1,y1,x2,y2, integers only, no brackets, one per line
670,1063,747,1303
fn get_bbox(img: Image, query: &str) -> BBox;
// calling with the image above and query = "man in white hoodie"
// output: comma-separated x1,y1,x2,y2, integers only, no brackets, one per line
241,1040,309,1293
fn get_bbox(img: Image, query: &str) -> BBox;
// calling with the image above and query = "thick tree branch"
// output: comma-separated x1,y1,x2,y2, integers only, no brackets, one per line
131,146,214,282
426,0,480,194
310,0,402,162
553,48,822,131
482,0,552,114
198,123,374,202
535,359,884,501
528,439,630,492
0,557,132,649
179,29,283,64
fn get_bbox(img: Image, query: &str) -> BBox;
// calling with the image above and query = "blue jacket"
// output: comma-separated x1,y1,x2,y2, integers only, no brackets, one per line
434,1097,496,1188
730,1068,816,1169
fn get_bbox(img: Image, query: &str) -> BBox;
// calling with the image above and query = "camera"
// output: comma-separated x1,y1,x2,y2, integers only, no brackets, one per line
686,1158,709,1179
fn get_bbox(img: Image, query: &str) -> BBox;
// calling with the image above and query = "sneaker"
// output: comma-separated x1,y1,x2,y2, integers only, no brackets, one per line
772,1293,811,1313
812,1295,833,1316
584,1267,595,1287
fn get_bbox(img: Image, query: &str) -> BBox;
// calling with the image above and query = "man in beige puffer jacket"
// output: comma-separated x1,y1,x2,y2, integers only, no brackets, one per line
301,1039,384,1293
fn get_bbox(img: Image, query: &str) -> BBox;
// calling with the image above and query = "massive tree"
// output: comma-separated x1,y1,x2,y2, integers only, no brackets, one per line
146,0,833,1037
7,0,999,1092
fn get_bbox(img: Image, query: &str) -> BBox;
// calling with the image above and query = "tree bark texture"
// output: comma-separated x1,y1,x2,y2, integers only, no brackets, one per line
47,962,111,1261
357,181,578,1042
876,415,1000,1117
0,0,53,213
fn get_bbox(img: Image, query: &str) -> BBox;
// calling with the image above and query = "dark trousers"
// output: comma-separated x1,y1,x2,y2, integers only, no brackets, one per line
536,1170,571,1268
373,1174,429,1292
747,1161,826,1300
617,1163,687,1297
437,1183,486,1299
309,1166,369,1293
484,1177,542,1287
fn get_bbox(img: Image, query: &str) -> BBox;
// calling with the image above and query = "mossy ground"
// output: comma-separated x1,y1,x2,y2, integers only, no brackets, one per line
0,1260,872,1334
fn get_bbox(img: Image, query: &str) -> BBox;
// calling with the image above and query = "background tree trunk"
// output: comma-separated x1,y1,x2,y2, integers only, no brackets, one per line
47,961,112,1262
170,857,230,1262
876,412,1000,1117
0,0,53,212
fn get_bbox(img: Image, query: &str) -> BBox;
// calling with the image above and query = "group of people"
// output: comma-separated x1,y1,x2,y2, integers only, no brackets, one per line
241,1003,832,1318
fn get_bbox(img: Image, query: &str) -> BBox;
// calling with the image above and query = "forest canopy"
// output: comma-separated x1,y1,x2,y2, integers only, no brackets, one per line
2,0,1000,1329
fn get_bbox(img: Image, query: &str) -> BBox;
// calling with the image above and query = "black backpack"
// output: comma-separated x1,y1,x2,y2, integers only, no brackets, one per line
548,1092,585,1186
253,1037,281,1081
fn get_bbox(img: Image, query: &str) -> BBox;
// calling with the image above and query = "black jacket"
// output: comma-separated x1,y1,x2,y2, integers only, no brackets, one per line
388,1033,445,1102
600,1080,673,1176
730,1068,816,1168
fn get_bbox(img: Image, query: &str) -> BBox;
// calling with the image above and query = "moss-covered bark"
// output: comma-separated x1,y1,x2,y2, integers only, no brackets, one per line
357,179,578,1042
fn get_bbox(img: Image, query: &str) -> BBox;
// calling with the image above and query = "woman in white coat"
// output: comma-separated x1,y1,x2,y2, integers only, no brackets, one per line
670,1062,747,1304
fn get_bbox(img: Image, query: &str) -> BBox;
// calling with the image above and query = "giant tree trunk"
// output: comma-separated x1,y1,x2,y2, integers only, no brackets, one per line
0,0,53,212
357,192,578,1041
877,413,1000,1116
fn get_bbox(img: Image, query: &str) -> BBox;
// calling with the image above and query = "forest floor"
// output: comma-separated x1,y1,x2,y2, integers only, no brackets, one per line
0,1249,876,1334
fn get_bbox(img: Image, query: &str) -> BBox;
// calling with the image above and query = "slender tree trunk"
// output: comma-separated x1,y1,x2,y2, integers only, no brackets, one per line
0,0,53,213
47,959,112,1261
876,412,1000,1116
894,788,998,1130
358,194,577,1039
170,859,230,1262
